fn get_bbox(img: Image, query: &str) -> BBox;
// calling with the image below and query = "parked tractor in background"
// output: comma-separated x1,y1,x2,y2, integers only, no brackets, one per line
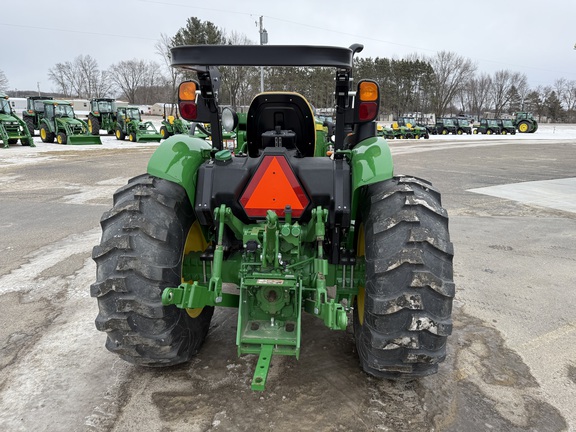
115,106,162,142
396,117,430,139
473,118,501,135
513,111,538,133
91,44,455,392
435,118,458,135
454,118,472,135
496,119,516,135
160,104,191,139
38,100,102,145
0,93,34,148
88,98,117,135
22,96,54,136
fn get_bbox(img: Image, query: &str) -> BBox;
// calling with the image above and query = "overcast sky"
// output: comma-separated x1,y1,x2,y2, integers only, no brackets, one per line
2,0,576,94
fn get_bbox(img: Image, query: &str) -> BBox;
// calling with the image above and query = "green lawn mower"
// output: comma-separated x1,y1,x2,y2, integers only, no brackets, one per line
92,44,455,391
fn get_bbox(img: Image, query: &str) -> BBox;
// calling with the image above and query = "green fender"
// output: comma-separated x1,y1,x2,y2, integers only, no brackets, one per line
350,136,394,219
146,134,212,205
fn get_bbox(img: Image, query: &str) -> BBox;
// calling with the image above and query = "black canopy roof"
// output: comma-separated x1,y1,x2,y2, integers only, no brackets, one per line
170,44,362,71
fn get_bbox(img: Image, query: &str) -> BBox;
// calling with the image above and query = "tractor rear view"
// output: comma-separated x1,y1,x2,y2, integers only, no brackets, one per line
91,44,455,391
514,111,538,133
0,93,34,148
88,98,117,135
22,96,53,136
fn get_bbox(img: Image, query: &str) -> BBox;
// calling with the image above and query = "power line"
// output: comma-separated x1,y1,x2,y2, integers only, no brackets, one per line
0,22,158,41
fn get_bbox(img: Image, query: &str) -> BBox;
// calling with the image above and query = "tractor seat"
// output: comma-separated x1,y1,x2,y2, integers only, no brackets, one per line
246,92,316,158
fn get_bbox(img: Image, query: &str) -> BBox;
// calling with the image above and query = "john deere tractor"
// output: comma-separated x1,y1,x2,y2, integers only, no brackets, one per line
91,44,455,391
115,106,162,142
160,104,191,139
0,93,34,148
88,98,117,135
513,111,538,133
22,96,53,136
38,100,102,145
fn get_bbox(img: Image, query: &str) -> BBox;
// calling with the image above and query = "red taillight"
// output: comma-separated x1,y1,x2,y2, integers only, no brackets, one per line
240,155,309,218
358,102,378,121
179,101,197,120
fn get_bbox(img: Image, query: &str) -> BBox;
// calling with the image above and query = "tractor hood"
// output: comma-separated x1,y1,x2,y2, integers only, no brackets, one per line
0,113,18,122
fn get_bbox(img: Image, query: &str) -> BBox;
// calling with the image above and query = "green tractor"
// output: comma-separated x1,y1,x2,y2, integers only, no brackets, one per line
495,119,516,135
0,93,34,148
453,118,472,135
22,96,53,136
435,118,458,135
114,106,162,143
91,44,455,391
38,100,102,145
88,98,117,135
160,104,191,139
473,118,501,135
513,111,538,133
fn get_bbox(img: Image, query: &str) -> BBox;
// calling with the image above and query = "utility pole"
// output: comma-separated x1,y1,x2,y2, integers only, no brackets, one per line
259,16,268,92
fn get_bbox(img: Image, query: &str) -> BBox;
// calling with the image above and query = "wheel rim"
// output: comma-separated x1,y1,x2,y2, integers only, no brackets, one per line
40,128,46,140
161,128,167,138
183,221,210,319
57,135,62,144
519,123,528,132
116,130,121,139
88,119,93,132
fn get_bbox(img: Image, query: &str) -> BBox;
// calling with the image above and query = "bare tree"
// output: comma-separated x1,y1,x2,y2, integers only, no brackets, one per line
48,55,110,99
155,33,182,110
0,70,8,92
427,51,476,117
219,31,258,110
108,59,166,104
490,70,527,116
465,73,492,119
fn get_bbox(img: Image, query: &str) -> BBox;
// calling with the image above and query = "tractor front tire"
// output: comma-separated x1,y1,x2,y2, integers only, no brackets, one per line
129,132,137,142
57,132,67,144
354,176,454,379
91,174,214,366
115,128,125,141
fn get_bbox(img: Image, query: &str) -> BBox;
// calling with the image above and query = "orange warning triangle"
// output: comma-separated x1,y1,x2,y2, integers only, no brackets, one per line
241,156,308,218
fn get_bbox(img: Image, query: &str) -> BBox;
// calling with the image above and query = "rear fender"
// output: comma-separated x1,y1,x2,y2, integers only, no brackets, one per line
147,134,212,205
349,136,393,219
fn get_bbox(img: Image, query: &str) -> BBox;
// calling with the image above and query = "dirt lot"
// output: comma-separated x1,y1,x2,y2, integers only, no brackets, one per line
0,129,575,431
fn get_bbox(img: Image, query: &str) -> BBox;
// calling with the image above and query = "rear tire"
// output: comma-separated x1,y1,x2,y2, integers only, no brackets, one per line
40,124,54,143
115,128,125,141
354,176,454,379
88,115,100,136
518,121,530,133
24,117,35,136
160,126,170,139
91,174,214,366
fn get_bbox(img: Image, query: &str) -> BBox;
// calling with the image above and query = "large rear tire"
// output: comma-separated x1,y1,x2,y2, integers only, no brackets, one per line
24,117,35,136
354,176,454,379
88,115,100,136
91,174,214,366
